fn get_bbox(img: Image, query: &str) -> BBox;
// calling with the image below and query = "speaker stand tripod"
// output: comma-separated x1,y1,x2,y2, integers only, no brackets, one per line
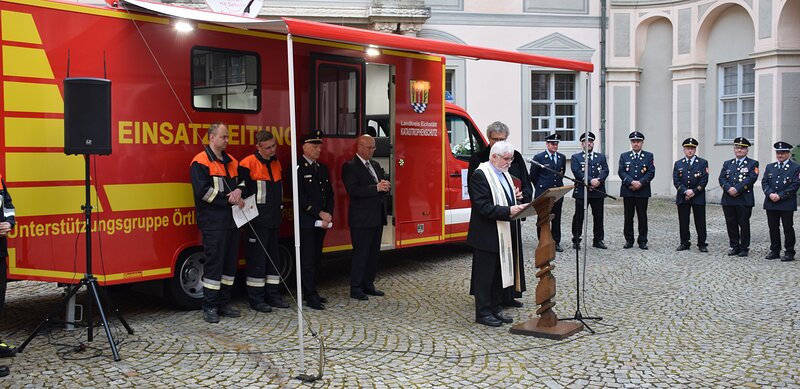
18,155,133,361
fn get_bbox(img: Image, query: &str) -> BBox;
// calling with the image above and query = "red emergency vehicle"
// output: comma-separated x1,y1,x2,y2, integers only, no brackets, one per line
0,0,592,308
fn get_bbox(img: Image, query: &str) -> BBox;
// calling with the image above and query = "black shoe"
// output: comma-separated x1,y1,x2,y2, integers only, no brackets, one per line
592,241,608,249
476,315,502,327
350,291,369,301
364,288,385,297
555,244,564,253
306,298,325,310
738,249,749,257
501,299,523,308
250,302,272,313
727,248,740,256
0,343,16,359
698,245,708,253
765,251,781,260
266,297,290,309
0,365,8,377
572,239,581,250
781,255,796,262
218,305,241,318
318,296,328,304
492,311,513,324
203,308,220,323
623,242,634,249
639,243,648,250
676,244,690,251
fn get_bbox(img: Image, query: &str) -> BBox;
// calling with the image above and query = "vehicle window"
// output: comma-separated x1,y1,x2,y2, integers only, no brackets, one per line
446,114,483,162
317,63,360,136
191,47,259,112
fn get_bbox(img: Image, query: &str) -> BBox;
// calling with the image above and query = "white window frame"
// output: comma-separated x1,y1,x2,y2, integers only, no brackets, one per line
527,71,579,144
717,61,755,142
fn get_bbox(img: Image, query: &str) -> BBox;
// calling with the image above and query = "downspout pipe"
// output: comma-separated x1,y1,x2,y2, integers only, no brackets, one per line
600,0,607,155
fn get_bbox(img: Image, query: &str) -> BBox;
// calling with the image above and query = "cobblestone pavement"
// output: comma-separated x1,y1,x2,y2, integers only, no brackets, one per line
2,198,799,388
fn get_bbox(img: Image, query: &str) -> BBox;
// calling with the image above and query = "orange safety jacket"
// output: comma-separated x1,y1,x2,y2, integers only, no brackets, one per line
190,146,245,230
239,152,283,229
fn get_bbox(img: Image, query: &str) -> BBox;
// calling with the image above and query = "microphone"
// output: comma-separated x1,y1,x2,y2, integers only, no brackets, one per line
527,157,544,167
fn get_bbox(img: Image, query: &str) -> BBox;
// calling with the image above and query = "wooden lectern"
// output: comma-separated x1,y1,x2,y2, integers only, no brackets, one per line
509,185,583,340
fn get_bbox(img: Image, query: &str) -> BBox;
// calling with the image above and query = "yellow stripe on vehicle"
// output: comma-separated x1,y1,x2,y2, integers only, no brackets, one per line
3,81,63,113
10,186,103,217
2,46,54,79
6,152,84,182
399,235,441,246
104,183,194,211
0,11,42,44
8,250,172,282
4,117,64,147
322,244,352,253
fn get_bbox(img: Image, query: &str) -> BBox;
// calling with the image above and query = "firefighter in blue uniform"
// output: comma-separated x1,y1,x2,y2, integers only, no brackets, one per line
570,131,609,250
529,133,566,252
618,131,656,250
297,131,334,309
672,137,709,252
762,141,800,262
719,137,759,257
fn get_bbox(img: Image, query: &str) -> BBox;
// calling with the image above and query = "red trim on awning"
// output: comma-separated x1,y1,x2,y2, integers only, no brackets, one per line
282,17,593,72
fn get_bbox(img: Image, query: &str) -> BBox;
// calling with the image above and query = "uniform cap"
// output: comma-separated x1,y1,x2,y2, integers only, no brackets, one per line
733,137,752,147
682,137,699,148
545,133,561,143
303,130,323,144
628,131,645,141
579,131,596,142
773,141,792,152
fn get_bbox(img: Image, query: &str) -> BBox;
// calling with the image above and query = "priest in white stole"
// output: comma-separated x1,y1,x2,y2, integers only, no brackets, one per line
467,141,528,327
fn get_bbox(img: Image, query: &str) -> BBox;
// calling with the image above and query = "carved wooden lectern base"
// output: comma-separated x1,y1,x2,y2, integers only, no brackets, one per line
509,185,583,339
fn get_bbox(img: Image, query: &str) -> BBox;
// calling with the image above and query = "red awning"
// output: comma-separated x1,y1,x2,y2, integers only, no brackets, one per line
118,0,592,72
281,18,593,72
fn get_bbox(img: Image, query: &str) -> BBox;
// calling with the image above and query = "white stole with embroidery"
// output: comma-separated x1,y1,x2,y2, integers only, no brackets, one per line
477,162,514,288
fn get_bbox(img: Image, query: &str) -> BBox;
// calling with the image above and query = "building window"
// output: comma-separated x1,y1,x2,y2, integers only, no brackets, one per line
191,47,259,112
529,72,577,142
718,62,755,141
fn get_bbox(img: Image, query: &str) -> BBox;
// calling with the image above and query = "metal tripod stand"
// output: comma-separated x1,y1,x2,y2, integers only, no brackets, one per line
18,155,133,361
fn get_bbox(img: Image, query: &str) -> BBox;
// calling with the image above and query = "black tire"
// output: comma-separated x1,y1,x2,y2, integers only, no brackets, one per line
277,242,296,288
165,249,204,310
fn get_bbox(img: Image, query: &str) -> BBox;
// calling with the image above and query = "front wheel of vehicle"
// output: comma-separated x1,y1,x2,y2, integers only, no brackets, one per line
165,249,204,310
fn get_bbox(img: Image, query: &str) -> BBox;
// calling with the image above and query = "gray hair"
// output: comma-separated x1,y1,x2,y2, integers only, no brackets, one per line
486,121,509,138
490,141,514,158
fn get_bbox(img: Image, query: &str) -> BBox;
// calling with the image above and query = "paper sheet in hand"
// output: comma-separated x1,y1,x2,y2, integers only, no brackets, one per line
233,195,259,228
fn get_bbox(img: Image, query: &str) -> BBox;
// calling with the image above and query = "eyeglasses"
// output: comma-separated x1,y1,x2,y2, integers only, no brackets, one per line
500,155,514,162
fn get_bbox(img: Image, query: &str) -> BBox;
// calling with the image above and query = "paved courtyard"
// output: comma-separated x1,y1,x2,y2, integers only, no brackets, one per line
1,197,799,388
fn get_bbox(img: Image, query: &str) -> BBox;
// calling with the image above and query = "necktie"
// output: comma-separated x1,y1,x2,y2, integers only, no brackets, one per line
551,154,556,164
589,153,593,161
779,162,784,170
366,161,378,183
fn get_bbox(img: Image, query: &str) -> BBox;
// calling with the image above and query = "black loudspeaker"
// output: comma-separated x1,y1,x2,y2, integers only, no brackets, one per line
64,78,112,155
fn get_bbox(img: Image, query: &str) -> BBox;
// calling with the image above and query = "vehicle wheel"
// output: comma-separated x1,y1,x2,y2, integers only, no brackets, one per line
278,243,296,288
165,249,204,310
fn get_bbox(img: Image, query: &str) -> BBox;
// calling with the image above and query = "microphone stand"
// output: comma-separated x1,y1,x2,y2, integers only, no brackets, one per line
528,157,614,333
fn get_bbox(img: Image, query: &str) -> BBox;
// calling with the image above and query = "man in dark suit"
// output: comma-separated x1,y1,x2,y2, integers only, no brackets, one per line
618,131,656,250
529,133,566,252
762,141,799,262
342,135,390,300
467,141,527,327
672,138,709,252
467,121,531,308
570,131,609,249
298,131,334,309
719,137,759,257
